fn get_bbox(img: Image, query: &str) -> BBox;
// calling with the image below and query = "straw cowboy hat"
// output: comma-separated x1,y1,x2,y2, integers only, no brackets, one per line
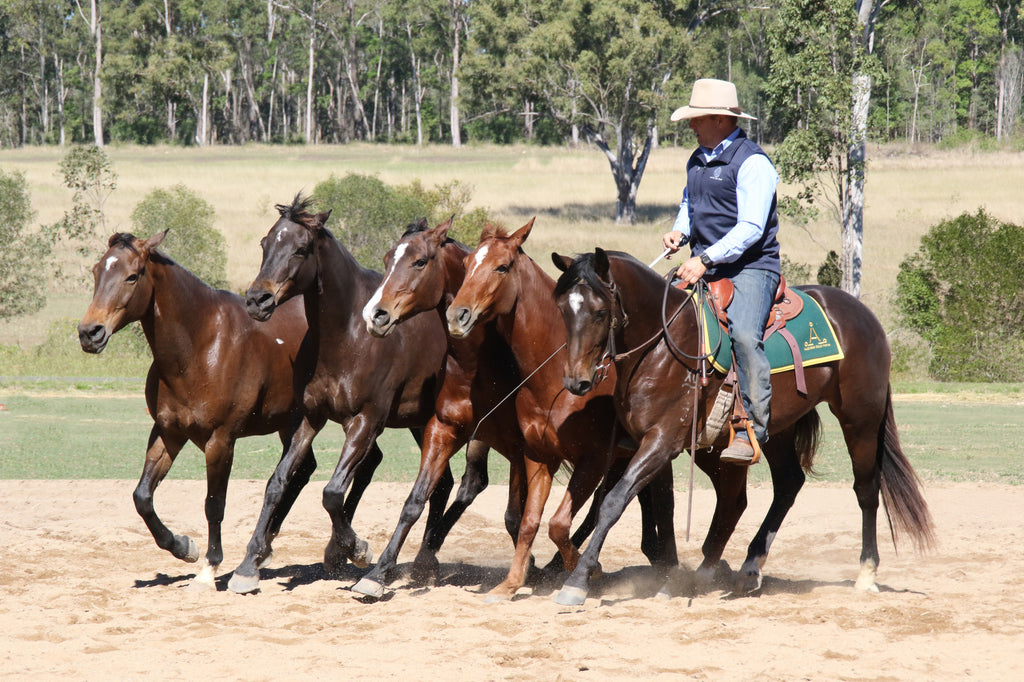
670,78,756,121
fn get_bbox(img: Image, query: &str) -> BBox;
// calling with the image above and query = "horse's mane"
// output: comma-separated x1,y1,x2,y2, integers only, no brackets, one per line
553,250,640,298
275,193,320,228
109,231,174,266
401,217,466,250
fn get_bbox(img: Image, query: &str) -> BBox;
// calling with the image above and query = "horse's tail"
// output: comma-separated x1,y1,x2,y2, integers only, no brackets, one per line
794,407,822,473
879,386,936,552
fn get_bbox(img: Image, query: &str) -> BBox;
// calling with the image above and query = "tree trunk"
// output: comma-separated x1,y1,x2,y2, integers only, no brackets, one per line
87,0,104,147
449,2,462,148
306,14,315,144
841,0,877,298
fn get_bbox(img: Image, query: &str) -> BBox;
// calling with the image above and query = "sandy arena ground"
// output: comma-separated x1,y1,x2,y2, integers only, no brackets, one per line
1,478,1021,680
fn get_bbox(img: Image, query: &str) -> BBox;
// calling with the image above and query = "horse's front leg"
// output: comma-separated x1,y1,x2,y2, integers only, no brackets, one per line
554,437,674,606
485,458,556,603
188,432,235,591
228,416,322,594
352,417,467,598
546,458,608,575
133,427,196,563
693,448,749,588
322,413,384,575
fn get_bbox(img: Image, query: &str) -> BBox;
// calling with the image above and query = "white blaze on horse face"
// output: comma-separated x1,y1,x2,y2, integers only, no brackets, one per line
362,242,407,324
469,244,490,276
275,338,284,345
104,256,119,271
568,290,584,315
276,226,288,243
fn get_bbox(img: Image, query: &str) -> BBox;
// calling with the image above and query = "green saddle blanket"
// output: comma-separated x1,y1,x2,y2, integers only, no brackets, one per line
701,288,844,375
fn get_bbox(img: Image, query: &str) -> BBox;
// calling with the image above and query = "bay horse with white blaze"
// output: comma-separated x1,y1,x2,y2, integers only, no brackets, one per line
228,196,487,594
550,248,935,605
351,218,532,600
78,231,313,589
443,220,678,601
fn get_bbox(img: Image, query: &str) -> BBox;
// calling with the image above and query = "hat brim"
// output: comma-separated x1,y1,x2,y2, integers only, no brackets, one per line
670,105,756,121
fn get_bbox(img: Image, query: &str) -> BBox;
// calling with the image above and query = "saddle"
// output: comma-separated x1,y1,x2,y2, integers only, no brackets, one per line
676,275,810,462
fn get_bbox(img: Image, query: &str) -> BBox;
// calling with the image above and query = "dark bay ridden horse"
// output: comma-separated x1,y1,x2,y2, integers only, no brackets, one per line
78,231,312,589
550,248,936,605
228,195,486,593
352,218,532,600
442,220,678,601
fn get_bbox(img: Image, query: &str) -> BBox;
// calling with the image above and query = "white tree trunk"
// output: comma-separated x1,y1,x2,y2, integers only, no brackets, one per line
88,0,104,147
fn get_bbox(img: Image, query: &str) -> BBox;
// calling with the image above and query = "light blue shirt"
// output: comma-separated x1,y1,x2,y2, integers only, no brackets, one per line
671,128,779,265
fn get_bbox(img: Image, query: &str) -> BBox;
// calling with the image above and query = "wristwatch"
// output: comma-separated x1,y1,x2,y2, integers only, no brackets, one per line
699,252,713,268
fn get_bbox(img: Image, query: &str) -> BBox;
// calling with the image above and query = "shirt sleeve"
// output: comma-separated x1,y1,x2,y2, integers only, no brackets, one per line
702,153,779,265
670,186,691,239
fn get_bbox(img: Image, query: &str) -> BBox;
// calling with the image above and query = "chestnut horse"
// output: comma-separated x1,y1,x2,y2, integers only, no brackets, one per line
228,196,487,593
550,248,935,605
443,220,678,601
78,231,314,590
351,218,531,600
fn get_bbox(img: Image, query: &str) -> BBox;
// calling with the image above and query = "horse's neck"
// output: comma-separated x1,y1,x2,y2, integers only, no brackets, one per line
308,237,371,336
143,259,217,370
501,257,563,379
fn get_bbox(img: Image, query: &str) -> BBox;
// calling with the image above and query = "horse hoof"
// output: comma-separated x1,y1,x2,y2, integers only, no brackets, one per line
323,539,347,575
257,551,274,570
737,569,763,593
351,540,373,570
484,591,512,604
411,556,440,586
351,577,385,600
855,562,878,592
227,572,261,594
174,536,200,563
553,586,588,606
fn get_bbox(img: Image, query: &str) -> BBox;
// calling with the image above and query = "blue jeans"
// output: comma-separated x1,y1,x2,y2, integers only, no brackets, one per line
725,268,779,443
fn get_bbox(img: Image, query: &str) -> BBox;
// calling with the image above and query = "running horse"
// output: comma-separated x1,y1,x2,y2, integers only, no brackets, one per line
78,231,314,589
550,248,936,605
228,195,488,593
441,220,678,601
351,218,530,599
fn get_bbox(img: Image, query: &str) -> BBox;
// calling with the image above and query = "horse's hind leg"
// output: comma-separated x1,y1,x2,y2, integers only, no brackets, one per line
834,409,884,592
693,449,748,584
736,427,806,593
639,464,678,571
413,438,490,583
264,431,318,566
133,427,197,563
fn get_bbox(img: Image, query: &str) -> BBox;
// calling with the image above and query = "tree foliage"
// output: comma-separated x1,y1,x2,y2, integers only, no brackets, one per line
312,174,493,269
131,185,228,289
895,209,1024,381
0,169,50,320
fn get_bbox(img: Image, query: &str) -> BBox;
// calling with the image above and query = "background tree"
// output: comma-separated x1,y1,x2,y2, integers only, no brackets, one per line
895,209,1024,381
130,184,228,289
0,169,50,320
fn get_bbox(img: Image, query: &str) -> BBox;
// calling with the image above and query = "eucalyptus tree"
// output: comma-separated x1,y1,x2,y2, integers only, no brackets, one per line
469,0,690,224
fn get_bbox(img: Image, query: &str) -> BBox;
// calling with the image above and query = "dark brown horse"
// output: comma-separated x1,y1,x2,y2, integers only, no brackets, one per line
550,248,935,605
351,218,531,600
78,231,312,590
228,195,482,594
443,220,678,601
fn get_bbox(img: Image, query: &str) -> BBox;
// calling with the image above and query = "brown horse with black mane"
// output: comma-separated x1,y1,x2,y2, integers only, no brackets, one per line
228,195,486,594
78,231,314,590
550,248,935,605
442,220,678,601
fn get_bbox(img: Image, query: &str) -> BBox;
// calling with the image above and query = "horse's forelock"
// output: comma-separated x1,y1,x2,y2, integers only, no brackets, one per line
554,253,604,298
275,194,317,228
400,218,431,239
108,232,140,254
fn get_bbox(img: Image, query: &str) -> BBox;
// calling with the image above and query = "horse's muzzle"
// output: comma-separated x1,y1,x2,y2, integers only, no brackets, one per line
563,375,594,396
365,308,395,337
245,289,277,321
446,305,476,338
78,322,110,354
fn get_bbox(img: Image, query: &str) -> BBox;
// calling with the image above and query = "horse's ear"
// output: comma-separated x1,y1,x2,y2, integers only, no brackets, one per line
142,230,168,252
315,210,332,229
551,253,574,273
430,216,453,245
480,222,498,241
510,217,535,247
594,248,611,281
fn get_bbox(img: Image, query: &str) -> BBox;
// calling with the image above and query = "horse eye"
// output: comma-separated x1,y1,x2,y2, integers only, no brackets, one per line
126,273,139,284
413,258,428,268
496,264,510,274
594,310,608,320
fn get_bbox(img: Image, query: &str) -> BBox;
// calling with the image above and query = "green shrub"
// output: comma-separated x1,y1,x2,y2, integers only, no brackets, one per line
131,185,228,289
816,250,842,287
895,209,1024,381
0,169,50,320
312,174,493,269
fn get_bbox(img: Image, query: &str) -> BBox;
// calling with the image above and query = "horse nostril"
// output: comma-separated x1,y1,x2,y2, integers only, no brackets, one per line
372,309,390,327
78,323,107,352
457,308,471,326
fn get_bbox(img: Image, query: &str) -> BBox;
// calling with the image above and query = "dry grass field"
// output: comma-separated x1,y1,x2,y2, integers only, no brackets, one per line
3,141,1023,346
